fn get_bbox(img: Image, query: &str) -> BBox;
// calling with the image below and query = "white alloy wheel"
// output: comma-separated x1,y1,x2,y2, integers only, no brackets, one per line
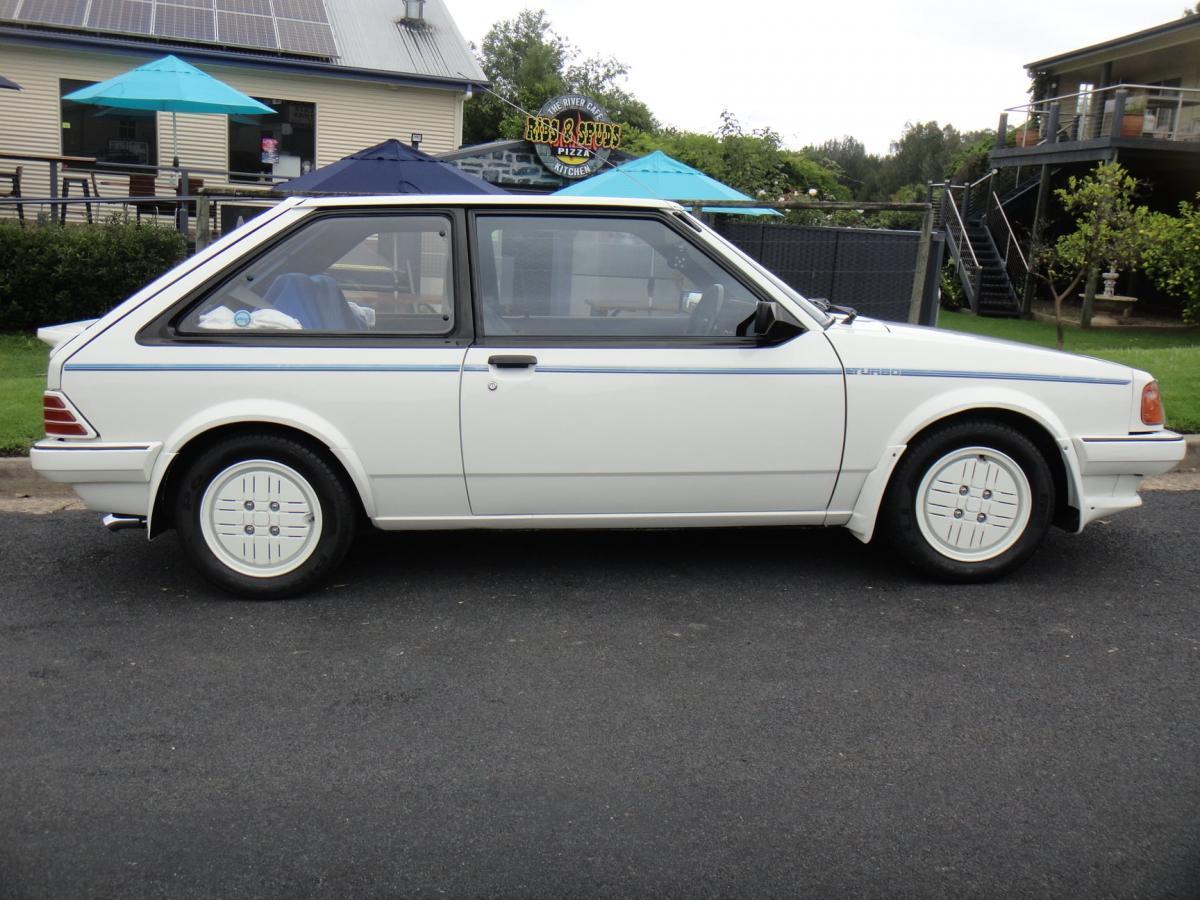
198,459,323,578
915,446,1032,563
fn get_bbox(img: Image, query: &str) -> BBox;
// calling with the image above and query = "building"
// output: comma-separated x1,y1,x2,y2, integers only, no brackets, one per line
0,0,485,209
943,14,1200,316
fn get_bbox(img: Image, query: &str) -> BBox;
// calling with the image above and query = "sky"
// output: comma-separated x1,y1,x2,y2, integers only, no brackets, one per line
444,0,1188,153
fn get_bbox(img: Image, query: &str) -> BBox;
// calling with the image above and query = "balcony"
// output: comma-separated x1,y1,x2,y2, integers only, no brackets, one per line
990,84,1200,167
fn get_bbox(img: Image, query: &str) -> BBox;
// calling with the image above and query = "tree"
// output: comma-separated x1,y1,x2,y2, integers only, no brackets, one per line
807,136,873,197
625,112,848,212
1033,162,1145,347
807,123,994,203
1139,195,1200,323
565,55,655,133
463,10,568,145
462,8,655,146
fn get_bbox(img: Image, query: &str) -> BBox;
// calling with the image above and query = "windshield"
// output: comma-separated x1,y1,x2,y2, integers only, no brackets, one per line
679,211,835,328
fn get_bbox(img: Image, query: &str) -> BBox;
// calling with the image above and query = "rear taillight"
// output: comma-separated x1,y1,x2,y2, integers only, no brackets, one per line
43,392,90,437
1141,381,1165,426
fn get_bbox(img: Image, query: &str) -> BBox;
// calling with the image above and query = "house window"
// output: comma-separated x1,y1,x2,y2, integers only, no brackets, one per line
229,97,315,182
60,79,158,167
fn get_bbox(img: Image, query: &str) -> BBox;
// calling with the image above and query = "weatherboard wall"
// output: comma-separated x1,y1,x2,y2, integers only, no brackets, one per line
0,43,464,220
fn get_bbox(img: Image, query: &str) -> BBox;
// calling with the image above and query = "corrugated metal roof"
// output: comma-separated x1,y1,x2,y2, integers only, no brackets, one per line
0,0,484,85
324,0,482,82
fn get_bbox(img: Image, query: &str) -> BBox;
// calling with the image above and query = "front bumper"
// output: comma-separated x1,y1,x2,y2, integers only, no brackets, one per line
1073,432,1187,477
1070,432,1186,530
30,441,162,517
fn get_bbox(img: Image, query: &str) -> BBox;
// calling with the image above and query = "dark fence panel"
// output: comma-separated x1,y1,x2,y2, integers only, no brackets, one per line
715,221,928,324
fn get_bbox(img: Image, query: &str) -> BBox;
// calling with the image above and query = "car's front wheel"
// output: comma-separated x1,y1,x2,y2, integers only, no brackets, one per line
881,420,1055,581
174,434,357,599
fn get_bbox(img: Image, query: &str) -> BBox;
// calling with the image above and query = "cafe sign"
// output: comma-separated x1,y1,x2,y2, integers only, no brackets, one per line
524,94,623,179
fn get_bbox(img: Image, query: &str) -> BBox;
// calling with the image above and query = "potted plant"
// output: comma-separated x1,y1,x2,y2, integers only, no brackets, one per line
1012,121,1040,147
1121,96,1147,137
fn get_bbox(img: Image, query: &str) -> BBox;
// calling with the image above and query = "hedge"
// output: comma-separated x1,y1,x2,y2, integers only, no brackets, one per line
0,218,187,333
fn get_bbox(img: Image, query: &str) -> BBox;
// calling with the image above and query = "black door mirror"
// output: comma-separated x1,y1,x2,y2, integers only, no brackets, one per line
754,299,776,334
737,299,776,337
736,298,804,342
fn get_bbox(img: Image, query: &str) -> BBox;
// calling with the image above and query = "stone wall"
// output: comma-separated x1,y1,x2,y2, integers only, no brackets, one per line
447,148,565,189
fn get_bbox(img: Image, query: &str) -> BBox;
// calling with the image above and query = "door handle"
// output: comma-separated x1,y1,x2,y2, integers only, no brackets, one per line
488,355,538,369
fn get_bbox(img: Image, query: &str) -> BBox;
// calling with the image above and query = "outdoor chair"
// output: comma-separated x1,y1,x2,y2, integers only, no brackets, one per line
60,167,100,224
129,173,174,224
0,164,24,225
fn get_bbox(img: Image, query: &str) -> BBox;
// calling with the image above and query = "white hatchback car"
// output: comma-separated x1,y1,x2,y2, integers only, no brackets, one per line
32,196,1185,597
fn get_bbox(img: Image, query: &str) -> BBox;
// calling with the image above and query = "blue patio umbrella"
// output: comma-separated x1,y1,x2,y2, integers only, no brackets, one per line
62,55,273,165
277,139,506,195
554,150,780,215
0,74,21,91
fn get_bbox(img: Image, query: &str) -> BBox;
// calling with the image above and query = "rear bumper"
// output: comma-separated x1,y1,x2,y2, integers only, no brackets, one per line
1073,432,1186,477
29,441,161,517
30,441,162,483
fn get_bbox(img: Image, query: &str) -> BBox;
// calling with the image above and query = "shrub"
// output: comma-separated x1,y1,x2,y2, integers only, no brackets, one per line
0,218,187,332
939,261,965,310
1139,197,1200,323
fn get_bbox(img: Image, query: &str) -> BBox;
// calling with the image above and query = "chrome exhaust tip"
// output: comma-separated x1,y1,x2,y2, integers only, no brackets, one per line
102,513,146,532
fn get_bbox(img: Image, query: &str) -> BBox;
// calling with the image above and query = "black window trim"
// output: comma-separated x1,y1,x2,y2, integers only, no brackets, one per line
465,208,804,349
138,208,476,348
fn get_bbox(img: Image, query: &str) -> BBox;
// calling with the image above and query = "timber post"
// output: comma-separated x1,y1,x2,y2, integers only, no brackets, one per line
908,205,935,324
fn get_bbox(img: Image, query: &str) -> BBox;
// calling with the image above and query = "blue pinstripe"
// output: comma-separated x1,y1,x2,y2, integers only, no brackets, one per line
63,362,1130,386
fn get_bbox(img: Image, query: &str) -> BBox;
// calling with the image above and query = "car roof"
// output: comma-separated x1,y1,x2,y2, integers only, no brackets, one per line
293,194,682,211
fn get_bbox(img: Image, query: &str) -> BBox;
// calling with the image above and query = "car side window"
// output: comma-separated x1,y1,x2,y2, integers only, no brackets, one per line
475,215,757,338
178,214,454,335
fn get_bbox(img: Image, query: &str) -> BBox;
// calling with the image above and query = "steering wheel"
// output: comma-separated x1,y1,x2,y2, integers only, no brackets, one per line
686,283,726,335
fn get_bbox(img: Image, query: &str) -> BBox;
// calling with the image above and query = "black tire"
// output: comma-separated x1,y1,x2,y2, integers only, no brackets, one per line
880,420,1055,582
174,434,358,599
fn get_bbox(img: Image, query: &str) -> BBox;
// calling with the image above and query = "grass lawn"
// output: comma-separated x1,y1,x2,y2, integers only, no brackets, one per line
0,334,48,455
937,311,1200,433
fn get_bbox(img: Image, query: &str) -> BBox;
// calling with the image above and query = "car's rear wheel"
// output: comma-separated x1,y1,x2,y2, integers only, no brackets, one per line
881,420,1054,581
174,434,357,599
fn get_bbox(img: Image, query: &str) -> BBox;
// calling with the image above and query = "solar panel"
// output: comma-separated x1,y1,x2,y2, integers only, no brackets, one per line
89,0,152,34
272,0,324,23
274,16,334,55
14,0,88,27
216,0,269,14
154,2,214,42
2,0,337,59
216,9,277,50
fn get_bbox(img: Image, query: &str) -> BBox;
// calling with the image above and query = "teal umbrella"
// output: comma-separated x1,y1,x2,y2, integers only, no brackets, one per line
554,150,781,216
63,55,273,166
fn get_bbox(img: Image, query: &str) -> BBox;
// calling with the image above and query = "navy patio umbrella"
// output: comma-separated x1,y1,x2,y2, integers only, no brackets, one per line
277,139,506,195
0,74,21,90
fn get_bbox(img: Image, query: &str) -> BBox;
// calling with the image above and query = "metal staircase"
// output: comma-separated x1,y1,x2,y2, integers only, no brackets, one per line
935,172,1030,317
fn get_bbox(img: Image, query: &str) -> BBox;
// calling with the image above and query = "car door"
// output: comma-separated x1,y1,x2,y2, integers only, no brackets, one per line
142,210,472,520
459,211,845,518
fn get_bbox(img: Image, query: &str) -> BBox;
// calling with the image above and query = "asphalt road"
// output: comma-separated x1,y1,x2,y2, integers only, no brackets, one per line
2,494,1199,899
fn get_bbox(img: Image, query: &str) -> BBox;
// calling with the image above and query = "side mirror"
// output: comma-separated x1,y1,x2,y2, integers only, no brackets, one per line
737,298,804,342
737,299,777,337
754,299,776,334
